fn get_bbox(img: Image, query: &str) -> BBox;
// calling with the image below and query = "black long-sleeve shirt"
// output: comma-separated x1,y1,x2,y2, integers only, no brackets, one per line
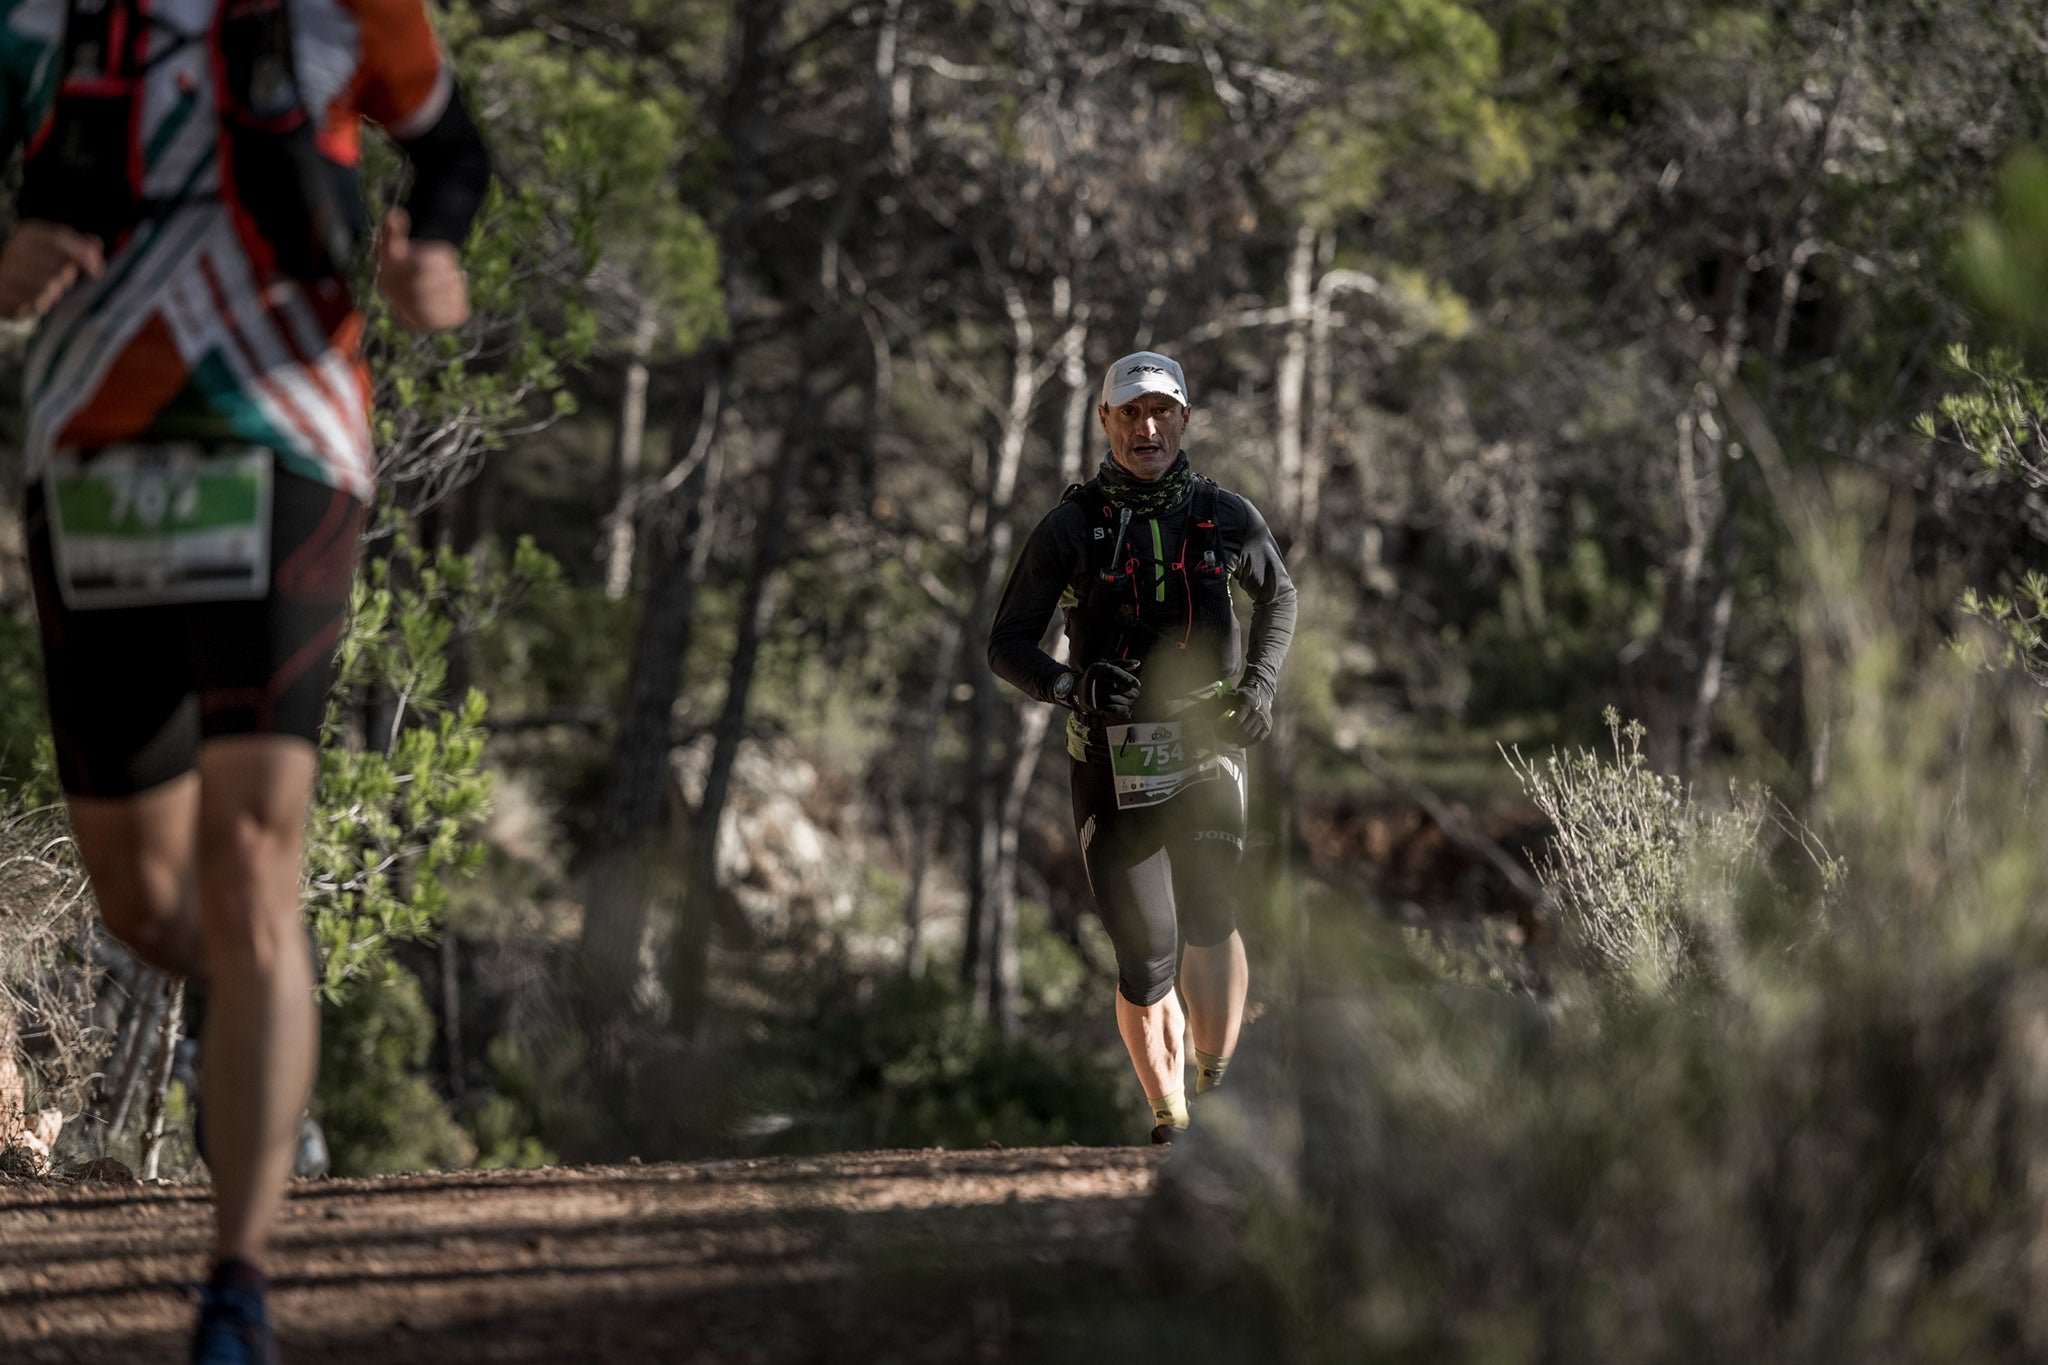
987,467,1297,762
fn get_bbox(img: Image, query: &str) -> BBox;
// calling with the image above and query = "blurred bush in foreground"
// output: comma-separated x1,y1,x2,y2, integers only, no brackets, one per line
1150,511,2048,1364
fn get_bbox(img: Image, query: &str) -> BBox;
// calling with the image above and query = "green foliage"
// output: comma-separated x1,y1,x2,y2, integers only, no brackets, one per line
1921,344,2048,489
303,533,560,1171
445,16,723,349
1956,577,2048,704
1464,537,1659,720
733,966,1129,1154
461,1033,567,1171
361,5,724,502
1959,149,2048,358
469,579,638,719
314,959,477,1176
1259,0,1536,218
467,1028,598,1165
1918,346,2048,706
0,611,56,804
307,539,527,999
309,532,561,998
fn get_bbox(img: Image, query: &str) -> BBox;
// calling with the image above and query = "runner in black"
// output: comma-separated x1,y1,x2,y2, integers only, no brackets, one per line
989,350,1296,1144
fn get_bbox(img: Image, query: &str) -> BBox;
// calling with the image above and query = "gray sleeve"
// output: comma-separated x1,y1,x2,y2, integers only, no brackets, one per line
987,506,1078,706
1232,498,1297,706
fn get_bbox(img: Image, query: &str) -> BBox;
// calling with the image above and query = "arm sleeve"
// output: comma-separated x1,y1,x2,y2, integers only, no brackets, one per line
396,80,491,245
347,0,491,245
1232,498,1297,707
987,507,1079,705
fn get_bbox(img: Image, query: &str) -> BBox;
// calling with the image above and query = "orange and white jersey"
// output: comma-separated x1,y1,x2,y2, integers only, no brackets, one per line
0,0,452,502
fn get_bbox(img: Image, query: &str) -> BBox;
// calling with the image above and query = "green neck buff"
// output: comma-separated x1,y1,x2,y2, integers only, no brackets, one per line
1098,452,1193,516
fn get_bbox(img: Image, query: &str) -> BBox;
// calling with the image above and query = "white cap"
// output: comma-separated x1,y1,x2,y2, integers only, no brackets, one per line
1100,351,1189,409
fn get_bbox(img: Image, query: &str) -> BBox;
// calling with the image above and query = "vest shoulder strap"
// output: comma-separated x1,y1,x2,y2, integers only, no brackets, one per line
1185,477,1227,578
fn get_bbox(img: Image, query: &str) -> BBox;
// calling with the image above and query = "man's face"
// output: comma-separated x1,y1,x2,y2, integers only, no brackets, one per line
1099,393,1191,481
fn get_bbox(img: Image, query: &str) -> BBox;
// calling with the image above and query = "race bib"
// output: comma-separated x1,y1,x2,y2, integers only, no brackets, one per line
45,446,274,610
1105,719,1221,810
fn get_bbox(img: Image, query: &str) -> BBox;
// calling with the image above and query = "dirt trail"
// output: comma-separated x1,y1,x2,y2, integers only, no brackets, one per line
1,1147,1163,1363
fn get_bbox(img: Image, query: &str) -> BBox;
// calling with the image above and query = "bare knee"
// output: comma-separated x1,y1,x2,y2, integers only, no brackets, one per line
197,811,308,973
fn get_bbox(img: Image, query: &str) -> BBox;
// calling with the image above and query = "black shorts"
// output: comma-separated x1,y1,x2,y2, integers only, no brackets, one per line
25,458,366,799
1071,754,1248,1007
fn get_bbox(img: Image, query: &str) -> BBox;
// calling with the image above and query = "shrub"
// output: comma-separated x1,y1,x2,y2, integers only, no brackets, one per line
305,532,559,1172
0,804,102,1134
1504,707,1840,999
1150,528,2048,1364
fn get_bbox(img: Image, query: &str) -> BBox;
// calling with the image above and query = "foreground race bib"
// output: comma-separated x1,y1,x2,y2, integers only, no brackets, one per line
1105,720,1222,810
46,446,274,610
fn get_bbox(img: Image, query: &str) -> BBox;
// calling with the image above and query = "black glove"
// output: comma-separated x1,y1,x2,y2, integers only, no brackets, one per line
1076,658,1144,720
1215,687,1272,747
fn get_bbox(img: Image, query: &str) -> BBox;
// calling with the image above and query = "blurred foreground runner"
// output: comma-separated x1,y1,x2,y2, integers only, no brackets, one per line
0,0,488,1357
989,351,1297,1145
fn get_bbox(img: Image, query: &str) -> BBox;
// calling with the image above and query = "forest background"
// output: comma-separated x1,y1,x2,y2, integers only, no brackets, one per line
5,0,2048,1356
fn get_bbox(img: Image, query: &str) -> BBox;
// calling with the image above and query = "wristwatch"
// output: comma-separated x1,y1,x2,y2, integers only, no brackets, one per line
1050,669,1078,707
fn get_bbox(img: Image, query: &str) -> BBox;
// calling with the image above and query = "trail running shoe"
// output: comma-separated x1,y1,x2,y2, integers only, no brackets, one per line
1150,1123,1175,1146
190,1273,279,1365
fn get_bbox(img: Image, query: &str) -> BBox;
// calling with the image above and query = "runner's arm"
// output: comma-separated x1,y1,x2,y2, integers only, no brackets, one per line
392,81,490,247
1232,498,1297,706
352,0,491,247
988,507,1080,705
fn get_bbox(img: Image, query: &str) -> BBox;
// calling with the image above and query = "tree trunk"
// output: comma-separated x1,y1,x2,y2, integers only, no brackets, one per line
1646,244,1751,779
439,929,464,1100
899,615,964,978
137,981,183,1179
602,299,664,601
962,673,999,998
959,285,1046,1030
575,0,790,1025
668,0,904,1034
671,435,797,1037
1302,229,1336,552
104,970,167,1138
1273,223,1316,537
986,687,1059,1040
578,395,723,1019
1055,273,1091,489
92,958,152,1114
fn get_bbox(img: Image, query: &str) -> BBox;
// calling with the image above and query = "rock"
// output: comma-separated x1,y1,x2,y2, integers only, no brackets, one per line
21,1108,62,1161
0,1144,48,1177
295,1115,331,1179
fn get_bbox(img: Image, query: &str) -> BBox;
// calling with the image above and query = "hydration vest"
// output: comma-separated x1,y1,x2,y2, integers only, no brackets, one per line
17,0,365,285
1060,473,1235,677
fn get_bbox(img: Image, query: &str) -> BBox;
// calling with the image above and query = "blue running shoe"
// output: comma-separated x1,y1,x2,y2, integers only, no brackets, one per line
189,1264,279,1365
